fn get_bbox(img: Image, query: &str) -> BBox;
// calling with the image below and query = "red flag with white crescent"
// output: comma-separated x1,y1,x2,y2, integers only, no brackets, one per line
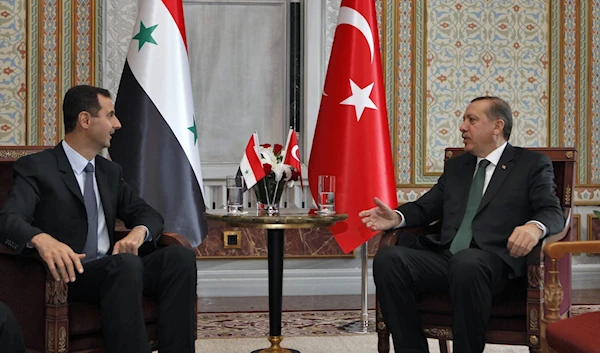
283,128,304,188
308,0,397,253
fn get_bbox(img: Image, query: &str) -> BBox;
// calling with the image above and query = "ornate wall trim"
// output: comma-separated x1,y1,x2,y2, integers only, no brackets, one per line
0,0,27,144
0,0,99,146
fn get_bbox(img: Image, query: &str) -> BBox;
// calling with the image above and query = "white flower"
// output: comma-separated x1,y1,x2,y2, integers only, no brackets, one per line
257,143,300,186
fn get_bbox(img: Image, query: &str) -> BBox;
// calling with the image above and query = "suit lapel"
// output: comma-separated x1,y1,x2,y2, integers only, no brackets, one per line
478,144,515,212
456,155,477,212
55,144,84,205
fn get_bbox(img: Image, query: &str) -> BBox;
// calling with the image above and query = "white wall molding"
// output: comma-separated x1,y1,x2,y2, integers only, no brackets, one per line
196,264,600,297
197,268,375,297
572,264,600,289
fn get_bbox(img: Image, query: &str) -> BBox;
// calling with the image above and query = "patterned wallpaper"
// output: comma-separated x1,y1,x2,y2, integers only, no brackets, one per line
0,0,100,146
424,1,549,175
382,0,600,206
1,0,600,204
0,0,27,144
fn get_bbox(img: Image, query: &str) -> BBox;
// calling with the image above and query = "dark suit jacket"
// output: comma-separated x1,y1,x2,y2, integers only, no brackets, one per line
0,143,163,255
398,144,565,278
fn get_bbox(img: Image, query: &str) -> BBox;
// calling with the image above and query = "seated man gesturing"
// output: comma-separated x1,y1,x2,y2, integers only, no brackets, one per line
360,96,564,353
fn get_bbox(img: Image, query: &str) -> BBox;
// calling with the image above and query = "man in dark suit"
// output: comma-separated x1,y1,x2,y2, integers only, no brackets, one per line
0,302,25,353
359,96,565,353
0,85,197,353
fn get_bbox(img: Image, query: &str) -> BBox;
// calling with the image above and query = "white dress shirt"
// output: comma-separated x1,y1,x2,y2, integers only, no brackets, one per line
62,141,151,258
62,140,111,258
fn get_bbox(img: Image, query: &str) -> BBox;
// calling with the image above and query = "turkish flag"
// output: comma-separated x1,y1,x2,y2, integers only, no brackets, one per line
308,0,397,253
283,128,304,188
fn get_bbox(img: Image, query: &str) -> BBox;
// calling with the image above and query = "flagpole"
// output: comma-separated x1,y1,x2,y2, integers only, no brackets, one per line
342,242,369,333
359,242,369,331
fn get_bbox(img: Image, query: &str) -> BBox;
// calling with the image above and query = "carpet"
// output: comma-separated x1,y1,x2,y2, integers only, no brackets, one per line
571,304,600,316
196,310,530,352
195,306,600,352
198,310,376,338
194,335,530,353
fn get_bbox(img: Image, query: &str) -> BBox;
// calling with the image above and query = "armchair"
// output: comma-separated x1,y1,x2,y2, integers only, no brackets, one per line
543,240,600,353
375,147,576,353
0,146,197,353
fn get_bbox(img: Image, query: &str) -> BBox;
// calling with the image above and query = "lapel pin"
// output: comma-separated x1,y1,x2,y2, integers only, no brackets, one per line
501,164,506,170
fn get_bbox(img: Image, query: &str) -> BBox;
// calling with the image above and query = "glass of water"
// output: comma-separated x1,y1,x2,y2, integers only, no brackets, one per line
317,175,335,215
226,175,244,214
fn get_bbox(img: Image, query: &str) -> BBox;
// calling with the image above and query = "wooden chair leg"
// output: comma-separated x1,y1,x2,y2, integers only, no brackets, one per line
376,298,390,353
377,327,390,353
439,339,451,353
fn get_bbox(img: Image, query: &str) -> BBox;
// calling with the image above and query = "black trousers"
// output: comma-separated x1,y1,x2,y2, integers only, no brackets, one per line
373,235,509,353
0,302,25,353
68,246,197,353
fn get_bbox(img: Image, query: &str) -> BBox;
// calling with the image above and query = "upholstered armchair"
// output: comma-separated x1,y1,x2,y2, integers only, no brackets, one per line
543,240,600,353
0,146,197,353
375,147,576,353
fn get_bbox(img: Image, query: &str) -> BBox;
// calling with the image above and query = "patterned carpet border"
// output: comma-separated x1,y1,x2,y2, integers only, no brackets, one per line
197,310,376,339
571,304,600,316
197,305,600,339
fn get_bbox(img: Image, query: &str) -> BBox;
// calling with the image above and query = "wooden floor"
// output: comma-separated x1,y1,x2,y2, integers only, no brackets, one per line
199,289,600,313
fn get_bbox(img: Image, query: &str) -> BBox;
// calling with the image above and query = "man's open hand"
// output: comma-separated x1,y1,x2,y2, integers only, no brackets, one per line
507,223,543,257
359,197,401,232
30,233,85,283
112,226,146,256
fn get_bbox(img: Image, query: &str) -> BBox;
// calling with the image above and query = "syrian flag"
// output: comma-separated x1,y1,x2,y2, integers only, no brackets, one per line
110,0,207,247
239,132,265,190
282,128,303,188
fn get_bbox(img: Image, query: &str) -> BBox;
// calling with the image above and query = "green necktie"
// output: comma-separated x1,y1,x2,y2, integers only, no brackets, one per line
450,159,491,254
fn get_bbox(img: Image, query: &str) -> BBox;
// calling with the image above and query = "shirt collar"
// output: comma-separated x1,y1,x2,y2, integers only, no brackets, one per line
62,140,95,175
477,141,508,167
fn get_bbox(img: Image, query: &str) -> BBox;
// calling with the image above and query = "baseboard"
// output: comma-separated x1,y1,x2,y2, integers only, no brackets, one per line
572,264,600,289
197,268,376,297
197,265,600,297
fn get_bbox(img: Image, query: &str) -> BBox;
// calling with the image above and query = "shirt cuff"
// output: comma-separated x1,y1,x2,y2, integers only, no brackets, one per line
526,220,547,237
393,210,406,229
135,225,152,242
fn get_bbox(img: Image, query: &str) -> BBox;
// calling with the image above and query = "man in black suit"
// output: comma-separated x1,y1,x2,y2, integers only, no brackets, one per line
0,85,197,353
360,97,565,353
0,302,25,353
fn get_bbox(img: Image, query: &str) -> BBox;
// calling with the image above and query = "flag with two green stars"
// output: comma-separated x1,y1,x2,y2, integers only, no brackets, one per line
110,0,207,247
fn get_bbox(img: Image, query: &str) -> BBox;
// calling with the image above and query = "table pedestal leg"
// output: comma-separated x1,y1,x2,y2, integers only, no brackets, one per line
251,229,300,353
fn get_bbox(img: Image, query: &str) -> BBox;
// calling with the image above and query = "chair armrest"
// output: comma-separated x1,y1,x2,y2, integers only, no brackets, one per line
0,244,15,255
541,209,577,327
377,222,442,250
526,208,572,266
115,229,192,250
158,232,193,249
544,240,600,260
0,251,65,348
378,229,402,249
543,208,573,246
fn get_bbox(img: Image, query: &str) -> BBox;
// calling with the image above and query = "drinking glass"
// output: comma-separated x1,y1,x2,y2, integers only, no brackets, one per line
317,175,335,215
226,175,244,213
